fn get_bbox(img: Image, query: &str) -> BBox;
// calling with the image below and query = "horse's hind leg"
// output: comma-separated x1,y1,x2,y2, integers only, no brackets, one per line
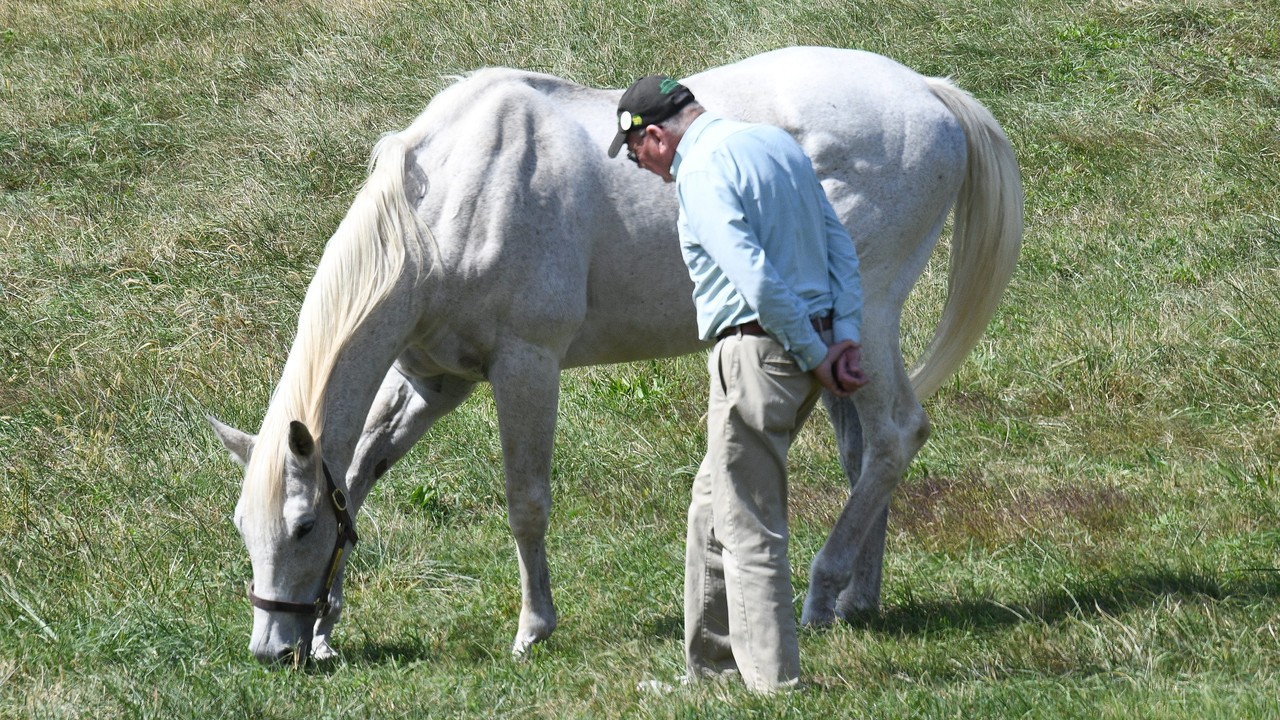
803,346,929,626
821,394,890,615
488,344,562,656
839,506,889,617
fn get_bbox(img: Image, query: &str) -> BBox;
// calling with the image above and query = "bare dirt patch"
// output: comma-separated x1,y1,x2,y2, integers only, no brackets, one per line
791,471,1139,551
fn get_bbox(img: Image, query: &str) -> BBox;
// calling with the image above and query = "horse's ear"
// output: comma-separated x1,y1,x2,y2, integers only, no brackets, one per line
208,415,255,468
288,421,315,458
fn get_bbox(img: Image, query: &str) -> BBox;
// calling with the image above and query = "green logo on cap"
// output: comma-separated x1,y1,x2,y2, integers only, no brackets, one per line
659,78,681,94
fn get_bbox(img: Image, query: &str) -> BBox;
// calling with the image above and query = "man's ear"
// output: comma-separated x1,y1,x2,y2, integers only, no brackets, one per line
207,415,255,468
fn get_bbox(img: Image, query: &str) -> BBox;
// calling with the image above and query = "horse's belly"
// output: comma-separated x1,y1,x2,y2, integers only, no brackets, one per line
561,281,706,367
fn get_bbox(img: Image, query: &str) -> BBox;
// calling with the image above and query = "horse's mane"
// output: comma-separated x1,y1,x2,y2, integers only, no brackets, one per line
243,134,426,524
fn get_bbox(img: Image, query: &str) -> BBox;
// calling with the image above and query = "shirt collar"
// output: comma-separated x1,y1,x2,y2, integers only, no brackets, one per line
672,112,718,180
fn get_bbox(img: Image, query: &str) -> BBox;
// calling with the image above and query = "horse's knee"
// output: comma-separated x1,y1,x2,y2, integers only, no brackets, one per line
506,490,551,538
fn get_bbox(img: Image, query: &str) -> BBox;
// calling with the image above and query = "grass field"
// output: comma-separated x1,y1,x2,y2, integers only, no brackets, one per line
2,0,1278,717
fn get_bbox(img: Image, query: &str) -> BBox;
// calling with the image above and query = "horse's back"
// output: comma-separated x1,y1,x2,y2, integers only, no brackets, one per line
686,48,968,305
684,47,963,173
398,50,970,371
567,49,970,364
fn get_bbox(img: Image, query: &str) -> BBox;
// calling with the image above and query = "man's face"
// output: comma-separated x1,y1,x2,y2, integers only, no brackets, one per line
626,126,674,182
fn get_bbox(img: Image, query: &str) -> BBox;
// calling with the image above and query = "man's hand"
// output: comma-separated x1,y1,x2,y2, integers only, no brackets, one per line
835,342,867,392
812,340,867,398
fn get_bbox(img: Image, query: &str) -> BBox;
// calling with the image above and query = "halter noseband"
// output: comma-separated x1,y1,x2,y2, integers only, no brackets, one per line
247,462,359,618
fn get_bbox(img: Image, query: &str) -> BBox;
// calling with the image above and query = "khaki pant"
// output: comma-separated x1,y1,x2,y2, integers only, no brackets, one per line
684,332,823,692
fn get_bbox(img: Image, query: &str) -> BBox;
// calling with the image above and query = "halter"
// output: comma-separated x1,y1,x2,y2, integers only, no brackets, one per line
247,462,359,619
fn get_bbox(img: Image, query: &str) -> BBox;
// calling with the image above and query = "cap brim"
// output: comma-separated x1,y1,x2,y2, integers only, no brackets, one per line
607,130,627,158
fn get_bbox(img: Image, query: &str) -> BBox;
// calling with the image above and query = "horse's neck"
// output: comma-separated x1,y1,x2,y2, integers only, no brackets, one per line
281,278,423,502
324,320,415,485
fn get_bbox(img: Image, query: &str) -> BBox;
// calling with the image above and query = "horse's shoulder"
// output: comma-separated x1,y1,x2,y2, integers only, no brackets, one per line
407,68,610,173
478,68,597,99
434,68,599,115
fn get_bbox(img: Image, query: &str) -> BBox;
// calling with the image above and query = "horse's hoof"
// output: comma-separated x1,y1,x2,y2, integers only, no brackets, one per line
800,598,837,628
800,613,837,628
511,634,540,659
836,594,881,621
312,638,339,661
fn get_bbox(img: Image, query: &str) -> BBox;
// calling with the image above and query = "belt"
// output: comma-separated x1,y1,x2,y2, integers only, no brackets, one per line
716,313,833,342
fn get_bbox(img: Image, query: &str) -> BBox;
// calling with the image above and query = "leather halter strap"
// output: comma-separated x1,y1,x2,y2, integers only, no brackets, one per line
247,462,359,618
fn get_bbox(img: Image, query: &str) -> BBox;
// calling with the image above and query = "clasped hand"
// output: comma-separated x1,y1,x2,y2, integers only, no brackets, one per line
812,340,867,398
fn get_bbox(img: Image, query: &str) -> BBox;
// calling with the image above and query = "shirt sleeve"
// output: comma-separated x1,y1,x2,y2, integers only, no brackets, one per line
821,194,863,345
678,164,830,371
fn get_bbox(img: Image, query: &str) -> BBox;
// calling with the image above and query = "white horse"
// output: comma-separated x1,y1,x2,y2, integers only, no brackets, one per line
209,46,1022,664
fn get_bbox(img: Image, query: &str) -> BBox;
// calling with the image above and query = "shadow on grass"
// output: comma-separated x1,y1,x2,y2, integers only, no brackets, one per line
843,565,1280,637
314,566,1280,670
648,614,684,641
341,623,561,669
345,638,440,666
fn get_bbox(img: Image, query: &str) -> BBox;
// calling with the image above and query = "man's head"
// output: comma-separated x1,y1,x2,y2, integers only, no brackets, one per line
607,75,695,158
608,75,702,180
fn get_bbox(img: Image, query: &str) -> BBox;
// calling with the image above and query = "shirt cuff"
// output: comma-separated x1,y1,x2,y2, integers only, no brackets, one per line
833,318,860,345
792,336,828,372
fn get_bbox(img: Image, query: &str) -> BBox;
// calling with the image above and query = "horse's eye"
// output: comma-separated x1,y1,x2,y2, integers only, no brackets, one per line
293,519,316,540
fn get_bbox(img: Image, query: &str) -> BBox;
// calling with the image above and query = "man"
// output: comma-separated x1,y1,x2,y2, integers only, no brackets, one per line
607,75,867,692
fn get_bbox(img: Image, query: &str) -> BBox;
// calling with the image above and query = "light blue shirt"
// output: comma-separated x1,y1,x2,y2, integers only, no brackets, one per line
672,113,862,371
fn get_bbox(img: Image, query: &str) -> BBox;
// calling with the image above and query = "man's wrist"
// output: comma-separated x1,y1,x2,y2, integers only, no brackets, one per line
794,338,828,372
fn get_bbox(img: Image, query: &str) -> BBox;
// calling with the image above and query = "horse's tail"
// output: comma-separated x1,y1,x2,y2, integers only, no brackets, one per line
908,78,1024,399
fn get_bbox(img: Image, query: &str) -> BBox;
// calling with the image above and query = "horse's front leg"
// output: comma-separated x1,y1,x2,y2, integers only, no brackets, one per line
488,344,561,656
311,571,346,662
347,367,477,495
312,366,476,660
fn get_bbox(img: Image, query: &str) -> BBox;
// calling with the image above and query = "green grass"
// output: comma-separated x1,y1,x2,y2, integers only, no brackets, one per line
2,0,1279,717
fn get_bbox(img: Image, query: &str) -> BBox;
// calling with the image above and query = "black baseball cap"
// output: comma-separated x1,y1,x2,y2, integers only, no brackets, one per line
607,75,696,158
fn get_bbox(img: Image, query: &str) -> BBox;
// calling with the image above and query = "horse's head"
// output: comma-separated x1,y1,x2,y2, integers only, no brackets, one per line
209,415,356,665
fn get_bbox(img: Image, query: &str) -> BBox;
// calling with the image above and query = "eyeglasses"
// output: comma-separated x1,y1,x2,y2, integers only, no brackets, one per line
625,129,647,166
